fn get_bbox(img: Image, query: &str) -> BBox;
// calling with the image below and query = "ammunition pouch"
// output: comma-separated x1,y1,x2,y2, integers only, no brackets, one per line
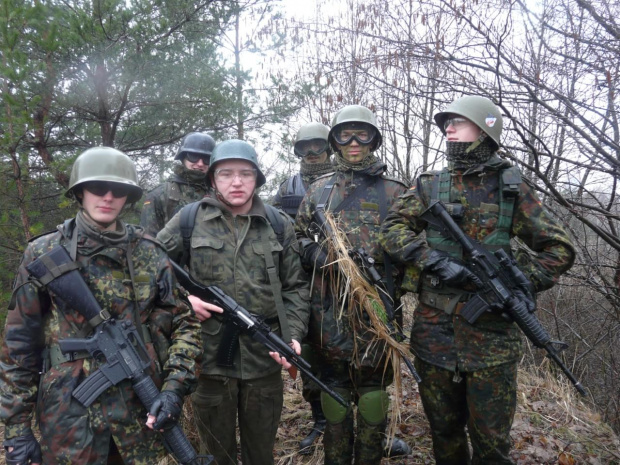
419,274,473,315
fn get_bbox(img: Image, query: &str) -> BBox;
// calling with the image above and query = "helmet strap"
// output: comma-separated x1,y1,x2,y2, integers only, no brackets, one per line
465,133,488,153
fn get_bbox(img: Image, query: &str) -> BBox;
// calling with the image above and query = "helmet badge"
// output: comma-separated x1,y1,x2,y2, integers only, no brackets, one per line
485,114,497,128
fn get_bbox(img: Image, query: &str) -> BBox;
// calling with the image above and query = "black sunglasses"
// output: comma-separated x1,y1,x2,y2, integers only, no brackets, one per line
83,181,131,198
184,152,211,164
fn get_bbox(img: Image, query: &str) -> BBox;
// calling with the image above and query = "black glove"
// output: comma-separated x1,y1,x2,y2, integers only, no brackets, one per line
149,391,183,431
514,287,536,313
303,242,329,268
3,432,42,465
425,250,482,287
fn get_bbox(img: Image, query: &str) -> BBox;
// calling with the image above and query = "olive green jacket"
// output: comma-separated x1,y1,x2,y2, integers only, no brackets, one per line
157,194,310,379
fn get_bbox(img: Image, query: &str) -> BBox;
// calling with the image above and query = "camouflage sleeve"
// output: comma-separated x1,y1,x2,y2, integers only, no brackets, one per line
0,244,46,438
140,187,166,237
279,218,310,342
154,251,203,396
512,182,576,292
379,179,435,267
155,210,184,263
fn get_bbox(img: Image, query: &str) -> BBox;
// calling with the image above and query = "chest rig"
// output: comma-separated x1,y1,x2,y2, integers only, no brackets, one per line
418,165,521,314
426,165,522,258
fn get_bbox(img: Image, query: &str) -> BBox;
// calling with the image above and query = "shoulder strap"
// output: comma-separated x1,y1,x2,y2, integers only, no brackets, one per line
497,165,521,231
430,168,451,203
261,204,292,342
179,201,202,268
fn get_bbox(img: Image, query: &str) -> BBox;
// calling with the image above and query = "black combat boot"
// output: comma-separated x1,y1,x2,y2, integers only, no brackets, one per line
299,400,327,454
382,437,412,457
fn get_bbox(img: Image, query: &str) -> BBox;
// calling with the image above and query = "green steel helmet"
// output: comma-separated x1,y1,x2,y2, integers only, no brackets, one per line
65,147,143,203
434,96,503,149
328,105,383,151
207,139,266,188
175,132,216,161
294,122,331,157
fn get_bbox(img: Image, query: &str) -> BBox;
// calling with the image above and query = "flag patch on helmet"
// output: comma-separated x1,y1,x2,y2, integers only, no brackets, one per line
485,114,497,127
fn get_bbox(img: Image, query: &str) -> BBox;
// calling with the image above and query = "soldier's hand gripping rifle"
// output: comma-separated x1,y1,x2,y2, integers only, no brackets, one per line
170,261,349,408
308,207,422,383
26,246,213,465
420,201,586,396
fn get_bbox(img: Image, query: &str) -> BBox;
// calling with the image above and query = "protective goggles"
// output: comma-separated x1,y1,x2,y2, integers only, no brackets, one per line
83,181,131,198
294,139,329,158
332,122,377,146
184,152,211,164
443,117,470,131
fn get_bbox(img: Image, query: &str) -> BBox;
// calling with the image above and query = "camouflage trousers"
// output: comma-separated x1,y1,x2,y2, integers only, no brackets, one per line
415,358,517,465
301,343,322,402
190,372,283,465
319,357,392,465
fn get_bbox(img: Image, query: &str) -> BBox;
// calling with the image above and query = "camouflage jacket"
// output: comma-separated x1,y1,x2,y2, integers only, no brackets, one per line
156,194,310,380
379,154,575,371
0,217,202,452
294,160,407,365
140,165,210,237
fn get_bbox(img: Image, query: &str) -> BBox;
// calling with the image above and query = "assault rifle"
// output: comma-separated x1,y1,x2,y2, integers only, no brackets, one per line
26,246,213,465
308,207,422,383
170,261,349,408
420,201,586,396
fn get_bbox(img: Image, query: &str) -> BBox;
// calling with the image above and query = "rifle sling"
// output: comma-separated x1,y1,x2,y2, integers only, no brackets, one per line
125,234,150,346
375,177,394,300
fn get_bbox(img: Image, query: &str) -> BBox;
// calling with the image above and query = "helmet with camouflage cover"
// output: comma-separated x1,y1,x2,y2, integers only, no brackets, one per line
294,122,332,158
175,132,216,161
206,139,266,188
65,147,143,203
434,96,503,149
328,105,383,152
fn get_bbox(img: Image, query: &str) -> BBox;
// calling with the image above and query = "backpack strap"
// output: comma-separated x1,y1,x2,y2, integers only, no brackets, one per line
179,201,202,268
264,204,287,247
262,204,292,342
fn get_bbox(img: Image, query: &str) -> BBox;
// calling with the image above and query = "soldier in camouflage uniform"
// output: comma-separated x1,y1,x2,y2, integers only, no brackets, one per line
379,96,575,465
271,122,334,453
0,147,202,465
295,105,409,465
157,139,310,465
140,132,215,236
272,122,334,218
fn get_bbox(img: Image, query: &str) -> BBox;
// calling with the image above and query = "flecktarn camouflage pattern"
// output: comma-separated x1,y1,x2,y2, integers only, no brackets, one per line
380,151,575,463
0,216,202,464
140,164,210,237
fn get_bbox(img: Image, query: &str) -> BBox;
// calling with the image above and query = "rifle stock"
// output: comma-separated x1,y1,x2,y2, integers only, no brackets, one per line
171,261,349,408
420,201,586,396
26,246,213,465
